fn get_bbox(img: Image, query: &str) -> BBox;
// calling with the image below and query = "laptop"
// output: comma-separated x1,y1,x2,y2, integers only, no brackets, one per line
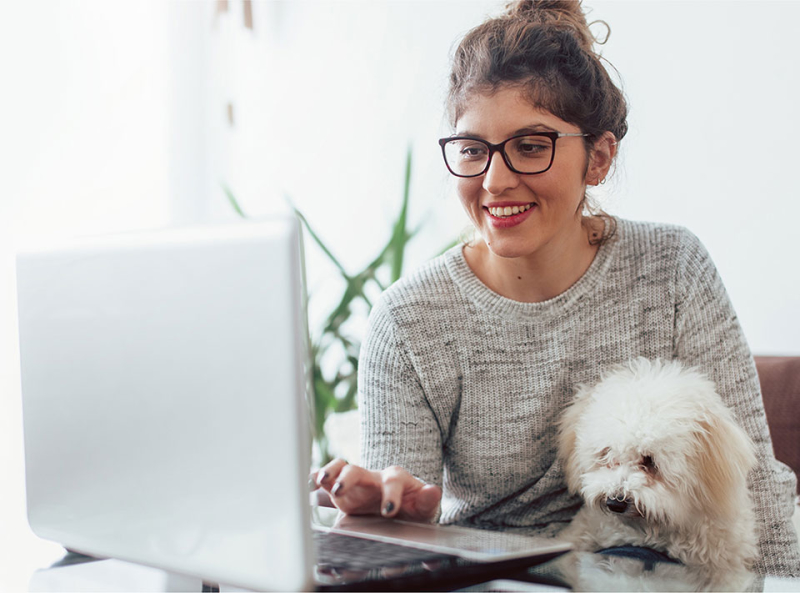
16,217,570,591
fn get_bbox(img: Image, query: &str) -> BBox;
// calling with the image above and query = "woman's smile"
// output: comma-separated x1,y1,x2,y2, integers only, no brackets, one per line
484,201,536,228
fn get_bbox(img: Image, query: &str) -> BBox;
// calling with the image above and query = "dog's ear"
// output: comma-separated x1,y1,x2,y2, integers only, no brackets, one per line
692,412,756,519
557,385,594,494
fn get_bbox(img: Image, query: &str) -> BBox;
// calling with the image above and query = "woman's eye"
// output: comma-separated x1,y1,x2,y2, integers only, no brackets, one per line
515,141,549,156
460,145,487,158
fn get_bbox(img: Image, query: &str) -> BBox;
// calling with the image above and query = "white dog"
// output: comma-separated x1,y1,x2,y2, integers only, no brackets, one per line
557,358,758,583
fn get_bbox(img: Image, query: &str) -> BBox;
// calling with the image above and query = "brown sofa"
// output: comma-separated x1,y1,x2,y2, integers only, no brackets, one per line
754,356,800,494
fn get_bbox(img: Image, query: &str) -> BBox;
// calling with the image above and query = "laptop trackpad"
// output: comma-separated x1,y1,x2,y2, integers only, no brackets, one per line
311,506,571,562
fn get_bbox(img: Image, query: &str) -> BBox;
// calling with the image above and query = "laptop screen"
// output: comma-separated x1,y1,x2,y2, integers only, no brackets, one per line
17,218,316,591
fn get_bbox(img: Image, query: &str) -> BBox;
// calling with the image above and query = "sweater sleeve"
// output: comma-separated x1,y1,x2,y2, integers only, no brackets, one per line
673,230,800,576
357,293,444,491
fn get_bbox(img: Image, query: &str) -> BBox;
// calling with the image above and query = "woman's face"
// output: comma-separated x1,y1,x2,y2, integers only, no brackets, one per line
454,86,603,261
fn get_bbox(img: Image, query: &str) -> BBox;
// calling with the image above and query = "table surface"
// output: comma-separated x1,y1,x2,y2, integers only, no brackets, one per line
12,539,800,593
5,502,800,592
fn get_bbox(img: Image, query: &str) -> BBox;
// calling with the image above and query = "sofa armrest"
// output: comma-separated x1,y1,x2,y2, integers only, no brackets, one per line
754,356,800,494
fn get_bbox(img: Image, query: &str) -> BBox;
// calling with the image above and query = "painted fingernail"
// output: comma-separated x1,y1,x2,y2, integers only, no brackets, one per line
331,481,343,496
319,471,329,483
382,502,394,516
308,477,316,491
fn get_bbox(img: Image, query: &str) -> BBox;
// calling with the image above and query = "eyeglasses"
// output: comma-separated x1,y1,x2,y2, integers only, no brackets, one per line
438,132,589,178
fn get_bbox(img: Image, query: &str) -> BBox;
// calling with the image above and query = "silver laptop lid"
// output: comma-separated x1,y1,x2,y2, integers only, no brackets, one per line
17,218,314,591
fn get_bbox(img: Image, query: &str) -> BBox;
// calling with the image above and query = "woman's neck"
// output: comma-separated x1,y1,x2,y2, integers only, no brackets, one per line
463,219,602,303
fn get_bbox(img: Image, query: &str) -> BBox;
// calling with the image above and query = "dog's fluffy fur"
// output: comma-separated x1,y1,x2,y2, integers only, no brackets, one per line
558,358,758,581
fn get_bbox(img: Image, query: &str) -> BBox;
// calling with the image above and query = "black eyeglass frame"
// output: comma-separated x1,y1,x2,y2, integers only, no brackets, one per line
437,131,590,178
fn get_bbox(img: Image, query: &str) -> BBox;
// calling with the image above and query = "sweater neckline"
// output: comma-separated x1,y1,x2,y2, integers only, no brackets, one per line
444,219,621,320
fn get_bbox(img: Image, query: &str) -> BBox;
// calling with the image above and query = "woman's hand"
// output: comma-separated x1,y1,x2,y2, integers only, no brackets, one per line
310,458,442,522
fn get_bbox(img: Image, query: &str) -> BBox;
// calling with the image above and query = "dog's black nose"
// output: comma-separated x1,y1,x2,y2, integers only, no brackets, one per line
606,497,629,513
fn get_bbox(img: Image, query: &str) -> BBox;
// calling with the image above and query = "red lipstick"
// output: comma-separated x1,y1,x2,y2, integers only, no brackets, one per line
484,202,536,229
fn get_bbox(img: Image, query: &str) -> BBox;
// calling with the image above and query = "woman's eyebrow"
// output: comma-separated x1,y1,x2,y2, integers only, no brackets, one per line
453,124,559,138
513,124,558,134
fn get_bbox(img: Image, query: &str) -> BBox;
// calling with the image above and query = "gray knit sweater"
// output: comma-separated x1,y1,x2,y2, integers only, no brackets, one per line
357,218,800,576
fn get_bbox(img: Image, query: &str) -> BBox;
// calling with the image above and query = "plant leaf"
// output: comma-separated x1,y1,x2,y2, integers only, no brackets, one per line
313,376,336,437
291,205,350,279
221,183,249,219
335,378,359,413
389,147,413,282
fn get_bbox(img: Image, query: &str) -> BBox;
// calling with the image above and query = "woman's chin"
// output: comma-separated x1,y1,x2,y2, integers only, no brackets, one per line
481,236,541,260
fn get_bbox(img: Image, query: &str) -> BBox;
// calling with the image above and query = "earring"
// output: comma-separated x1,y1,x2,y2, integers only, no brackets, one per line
599,178,607,185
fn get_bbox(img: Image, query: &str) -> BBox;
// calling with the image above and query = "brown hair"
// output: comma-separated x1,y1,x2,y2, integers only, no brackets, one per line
447,0,628,242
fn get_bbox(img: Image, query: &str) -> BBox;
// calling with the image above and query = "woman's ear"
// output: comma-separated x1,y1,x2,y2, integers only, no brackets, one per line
585,131,617,186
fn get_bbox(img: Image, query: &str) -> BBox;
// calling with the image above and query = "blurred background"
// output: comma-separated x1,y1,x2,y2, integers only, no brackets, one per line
2,0,799,588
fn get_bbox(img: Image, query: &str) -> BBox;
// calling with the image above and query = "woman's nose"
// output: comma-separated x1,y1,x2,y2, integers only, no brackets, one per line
482,152,519,195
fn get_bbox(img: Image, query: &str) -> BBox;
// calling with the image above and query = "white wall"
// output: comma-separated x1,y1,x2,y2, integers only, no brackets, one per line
191,0,800,355
0,2,172,588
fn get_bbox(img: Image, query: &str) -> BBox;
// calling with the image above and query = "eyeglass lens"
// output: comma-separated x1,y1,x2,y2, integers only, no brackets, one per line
443,135,554,176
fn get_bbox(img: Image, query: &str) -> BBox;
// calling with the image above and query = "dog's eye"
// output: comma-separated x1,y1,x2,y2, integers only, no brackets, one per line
640,455,657,473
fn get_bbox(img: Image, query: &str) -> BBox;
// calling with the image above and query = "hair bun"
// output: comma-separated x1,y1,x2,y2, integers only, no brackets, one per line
505,0,597,52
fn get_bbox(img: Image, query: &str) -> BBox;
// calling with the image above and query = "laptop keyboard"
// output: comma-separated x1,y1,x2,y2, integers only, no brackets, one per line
313,530,455,571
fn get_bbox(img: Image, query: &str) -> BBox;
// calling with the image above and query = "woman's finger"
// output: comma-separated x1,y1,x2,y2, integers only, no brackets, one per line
394,482,441,522
317,457,348,490
328,464,383,515
413,484,442,519
330,462,368,497
380,471,407,518
308,469,321,491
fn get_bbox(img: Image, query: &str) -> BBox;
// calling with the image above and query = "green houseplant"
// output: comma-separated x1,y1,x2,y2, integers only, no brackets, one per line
224,148,423,463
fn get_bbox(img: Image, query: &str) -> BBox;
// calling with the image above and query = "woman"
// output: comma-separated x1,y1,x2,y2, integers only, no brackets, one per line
313,0,800,576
